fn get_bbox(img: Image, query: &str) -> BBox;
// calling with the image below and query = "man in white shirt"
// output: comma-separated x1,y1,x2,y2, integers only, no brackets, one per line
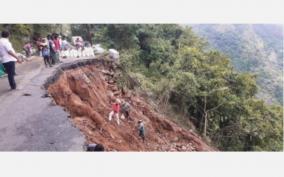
0,31,21,90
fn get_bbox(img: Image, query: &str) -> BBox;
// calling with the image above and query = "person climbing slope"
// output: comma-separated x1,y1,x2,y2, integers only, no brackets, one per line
120,99,131,121
138,120,145,142
108,98,121,125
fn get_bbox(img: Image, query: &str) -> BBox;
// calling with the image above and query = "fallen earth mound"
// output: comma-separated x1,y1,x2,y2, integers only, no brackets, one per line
46,59,214,151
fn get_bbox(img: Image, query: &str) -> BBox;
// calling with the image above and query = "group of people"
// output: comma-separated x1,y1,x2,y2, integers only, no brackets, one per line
0,30,72,90
35,33,63,67
39,35,95,63
108,98,145,142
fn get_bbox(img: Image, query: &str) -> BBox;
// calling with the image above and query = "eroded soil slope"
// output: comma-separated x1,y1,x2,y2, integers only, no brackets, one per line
47,60,214,151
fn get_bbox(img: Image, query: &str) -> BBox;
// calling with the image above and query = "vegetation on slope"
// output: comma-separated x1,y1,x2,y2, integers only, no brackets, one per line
71,24,283,151
191,24,283,105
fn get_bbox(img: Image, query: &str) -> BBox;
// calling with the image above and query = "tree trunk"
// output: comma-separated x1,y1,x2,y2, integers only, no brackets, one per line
203,112,208,137
85,24,93,45
202,96,207,137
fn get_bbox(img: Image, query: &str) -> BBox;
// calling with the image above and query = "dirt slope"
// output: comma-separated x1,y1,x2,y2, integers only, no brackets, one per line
47,59,215,151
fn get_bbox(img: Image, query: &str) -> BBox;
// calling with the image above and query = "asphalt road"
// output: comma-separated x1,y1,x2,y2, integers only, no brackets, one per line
0,57,42,97
0,57,86,151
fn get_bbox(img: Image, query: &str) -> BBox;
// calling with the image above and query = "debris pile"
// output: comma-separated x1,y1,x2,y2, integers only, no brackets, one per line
47,59,214,151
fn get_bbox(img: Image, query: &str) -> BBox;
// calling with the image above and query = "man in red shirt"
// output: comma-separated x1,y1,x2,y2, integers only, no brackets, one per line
52,33,61,63
108,98,121,125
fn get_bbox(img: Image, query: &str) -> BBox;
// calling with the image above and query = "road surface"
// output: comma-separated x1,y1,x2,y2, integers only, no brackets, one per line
0,56,86,151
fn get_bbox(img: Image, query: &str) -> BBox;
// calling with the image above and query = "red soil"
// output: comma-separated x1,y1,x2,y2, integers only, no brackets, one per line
47,62,214,151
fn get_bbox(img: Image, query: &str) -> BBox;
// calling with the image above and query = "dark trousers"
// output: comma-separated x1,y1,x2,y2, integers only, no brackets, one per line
43,55,52,67
139,130,145,142
121,110,130,119
3,61,16,89
50,52,56,65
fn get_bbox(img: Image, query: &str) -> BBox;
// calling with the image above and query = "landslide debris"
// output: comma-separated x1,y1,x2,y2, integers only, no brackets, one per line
46,59,214,151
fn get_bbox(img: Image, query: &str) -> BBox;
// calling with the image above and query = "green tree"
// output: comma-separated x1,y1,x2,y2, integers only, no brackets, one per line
83,24,283,151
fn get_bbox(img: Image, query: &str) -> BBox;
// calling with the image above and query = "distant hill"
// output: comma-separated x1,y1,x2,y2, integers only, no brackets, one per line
191,24,283,105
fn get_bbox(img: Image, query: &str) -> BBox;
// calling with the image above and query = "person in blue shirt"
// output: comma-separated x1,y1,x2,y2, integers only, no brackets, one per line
41,38,52,67
138,120,145,142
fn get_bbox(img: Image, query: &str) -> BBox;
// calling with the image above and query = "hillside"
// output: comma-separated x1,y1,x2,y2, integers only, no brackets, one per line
1,24,282,151
73,24,282,151
191,24,283,105
47,59,214,151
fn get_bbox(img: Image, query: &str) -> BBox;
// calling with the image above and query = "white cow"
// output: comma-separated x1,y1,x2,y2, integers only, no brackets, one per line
109,49,119,60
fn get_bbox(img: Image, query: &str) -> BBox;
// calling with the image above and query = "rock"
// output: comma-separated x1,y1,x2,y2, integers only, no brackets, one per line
173,137,179,141
81,73,91,84
41,93,50,98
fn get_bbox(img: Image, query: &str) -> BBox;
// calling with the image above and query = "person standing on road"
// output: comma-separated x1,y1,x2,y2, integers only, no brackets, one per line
0,31,21,90
53,33,61,63
61,36,69,51
41,38,52,67
60,36,70,58
75,37,82,50
47,35,56,65
23,41,32,57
